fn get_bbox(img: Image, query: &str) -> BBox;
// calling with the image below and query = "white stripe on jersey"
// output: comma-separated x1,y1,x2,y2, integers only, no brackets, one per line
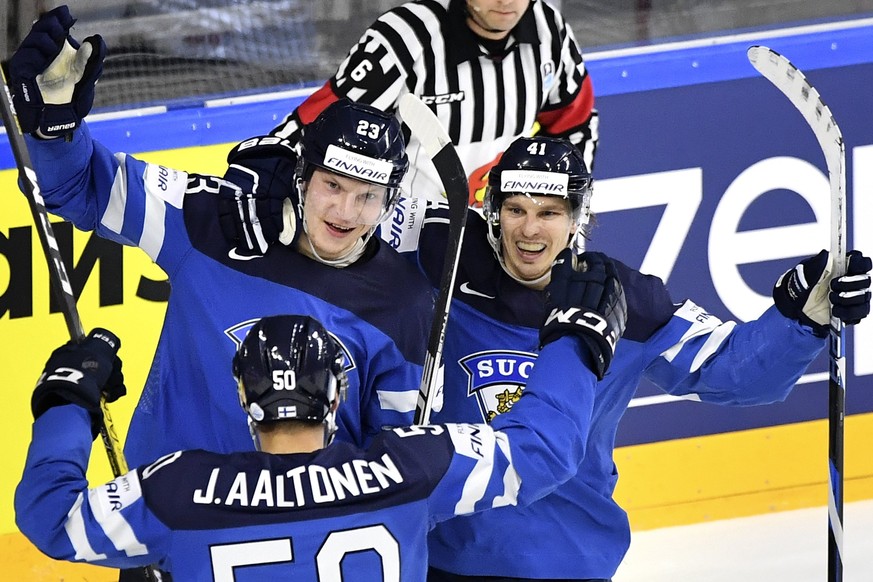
660,300,725,363
140,188,167,261
448,424,498,514
690,320,737,372
491,432,521,509
377,389,419,413
278,0,596,202
88,474,149,557
103,153,129,234
65,492,108,561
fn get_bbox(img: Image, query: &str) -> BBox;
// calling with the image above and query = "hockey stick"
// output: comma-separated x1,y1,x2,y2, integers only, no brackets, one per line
747,46,847,582
1,64,162,582
397,94,469,425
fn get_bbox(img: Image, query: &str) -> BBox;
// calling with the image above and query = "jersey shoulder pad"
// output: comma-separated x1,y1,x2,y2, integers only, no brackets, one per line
612,259,677,342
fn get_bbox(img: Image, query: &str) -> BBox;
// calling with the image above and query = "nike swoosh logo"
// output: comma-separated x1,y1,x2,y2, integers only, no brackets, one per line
227,247,263,261
459,282,495,299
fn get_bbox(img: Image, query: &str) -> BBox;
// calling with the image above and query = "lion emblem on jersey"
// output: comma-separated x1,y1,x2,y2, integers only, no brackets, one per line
460,350,537,422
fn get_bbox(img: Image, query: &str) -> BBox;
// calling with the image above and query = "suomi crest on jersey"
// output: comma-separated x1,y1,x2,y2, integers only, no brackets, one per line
459,350,537,422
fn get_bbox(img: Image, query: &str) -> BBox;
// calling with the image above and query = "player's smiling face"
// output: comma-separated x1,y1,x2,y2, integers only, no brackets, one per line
499,194,573,287
298,168,381,260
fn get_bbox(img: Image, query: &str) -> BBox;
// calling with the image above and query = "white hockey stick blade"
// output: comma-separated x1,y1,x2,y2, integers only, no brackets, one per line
399,93,452,158
747,45,846,276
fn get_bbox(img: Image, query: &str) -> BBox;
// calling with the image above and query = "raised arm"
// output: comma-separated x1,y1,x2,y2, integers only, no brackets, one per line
15,330,171,569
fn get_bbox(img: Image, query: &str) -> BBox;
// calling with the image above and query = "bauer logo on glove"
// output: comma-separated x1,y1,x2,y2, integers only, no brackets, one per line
8,5,106,139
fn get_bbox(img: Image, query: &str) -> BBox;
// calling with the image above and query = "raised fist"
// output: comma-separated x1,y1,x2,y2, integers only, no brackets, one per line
541,250,627,379
8,5,106,138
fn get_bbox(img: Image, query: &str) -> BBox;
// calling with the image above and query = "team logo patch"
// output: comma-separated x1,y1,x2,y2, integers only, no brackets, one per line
225,319,357,374
460,350,537,421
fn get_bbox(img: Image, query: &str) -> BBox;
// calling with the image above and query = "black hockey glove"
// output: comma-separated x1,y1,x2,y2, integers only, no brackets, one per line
219,136,299,257
773,249,872,337
8,5,106,139
541,249,628,380
31,329,126,439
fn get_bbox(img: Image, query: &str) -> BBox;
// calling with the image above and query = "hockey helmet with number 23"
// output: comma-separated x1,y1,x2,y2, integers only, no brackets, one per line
297,99,409,225
484,136,593,256
233,315,347,433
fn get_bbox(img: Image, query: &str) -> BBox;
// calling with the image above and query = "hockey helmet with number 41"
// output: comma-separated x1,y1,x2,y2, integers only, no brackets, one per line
297,99,409,225
233,315,347,427
484,136,593,255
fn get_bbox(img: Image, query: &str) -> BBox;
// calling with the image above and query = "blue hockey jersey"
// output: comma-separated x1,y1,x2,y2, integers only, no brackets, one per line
408,204,826,579
24,125,434,464
16,337,595,581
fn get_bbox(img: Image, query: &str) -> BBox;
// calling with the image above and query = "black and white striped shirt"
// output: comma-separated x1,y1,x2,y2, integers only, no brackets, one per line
272,0,597,204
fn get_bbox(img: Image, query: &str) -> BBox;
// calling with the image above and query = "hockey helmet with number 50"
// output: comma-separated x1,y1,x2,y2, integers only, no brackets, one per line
233,315,347,427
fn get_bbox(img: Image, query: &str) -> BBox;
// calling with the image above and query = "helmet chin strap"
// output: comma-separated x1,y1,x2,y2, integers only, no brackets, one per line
490,229,580,290
323,409,339,447
248,417,263,452
301,219,372,268
294,182,376,268
498,253,551,288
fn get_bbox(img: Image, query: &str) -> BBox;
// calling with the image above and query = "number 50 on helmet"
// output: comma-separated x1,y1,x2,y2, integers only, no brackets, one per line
233,315,348,434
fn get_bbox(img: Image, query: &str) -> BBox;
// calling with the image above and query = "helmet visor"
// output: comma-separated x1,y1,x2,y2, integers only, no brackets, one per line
300,170,402,226
302,144,402,225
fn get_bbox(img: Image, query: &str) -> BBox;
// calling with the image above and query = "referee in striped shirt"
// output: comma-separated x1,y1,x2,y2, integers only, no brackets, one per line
268,0,597,210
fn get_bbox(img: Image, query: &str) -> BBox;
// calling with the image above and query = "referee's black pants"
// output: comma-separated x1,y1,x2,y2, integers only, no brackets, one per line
428,567,611,582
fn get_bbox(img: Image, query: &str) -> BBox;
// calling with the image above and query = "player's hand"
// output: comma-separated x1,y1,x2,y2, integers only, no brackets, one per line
219,136,299,257
8,5,106,139
773,249,872,336
31,329,126,439
541,249,627,379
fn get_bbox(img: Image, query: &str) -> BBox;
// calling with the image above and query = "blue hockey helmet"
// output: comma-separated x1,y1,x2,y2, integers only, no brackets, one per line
297,99,409,225
233,315,347,427
483,136,593,255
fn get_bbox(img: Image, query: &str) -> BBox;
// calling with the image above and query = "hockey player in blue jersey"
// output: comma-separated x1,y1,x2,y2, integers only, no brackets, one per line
221,131,871,579
418,136,872,581
17,248,628,581
7,6,435,469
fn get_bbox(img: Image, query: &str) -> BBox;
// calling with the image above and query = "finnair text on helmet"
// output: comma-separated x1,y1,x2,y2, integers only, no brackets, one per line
324,144,393,185
501,169,569,195
326,157,389,183
503,180,566,194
